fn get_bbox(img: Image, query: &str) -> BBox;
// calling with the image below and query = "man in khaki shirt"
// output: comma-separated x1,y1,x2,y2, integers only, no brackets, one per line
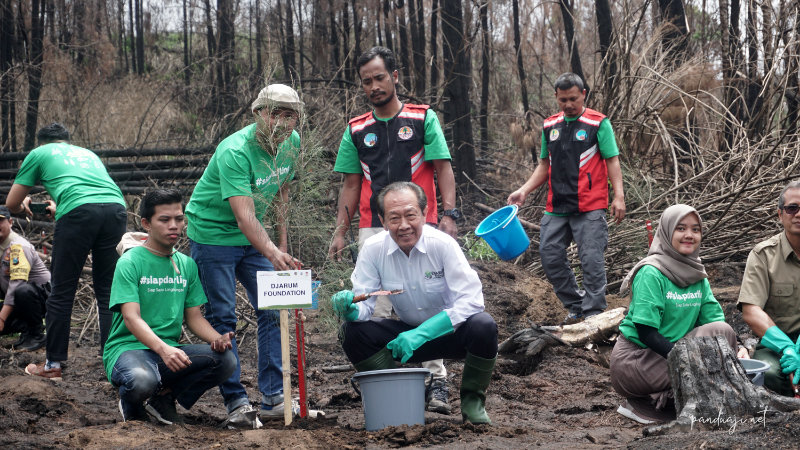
738,180,800,396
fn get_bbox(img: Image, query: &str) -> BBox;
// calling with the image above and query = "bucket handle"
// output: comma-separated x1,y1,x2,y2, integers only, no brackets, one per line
501,205,518,229
350,377,361,397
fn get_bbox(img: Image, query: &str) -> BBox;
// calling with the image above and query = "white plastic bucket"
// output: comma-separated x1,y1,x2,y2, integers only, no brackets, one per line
739,358,770,386
351,368,430,431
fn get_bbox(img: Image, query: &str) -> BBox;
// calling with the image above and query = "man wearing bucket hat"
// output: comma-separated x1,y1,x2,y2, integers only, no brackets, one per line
507,72,625,324
186,83,303,428
739,180,800,397
332,182,498,424
329,45,458,414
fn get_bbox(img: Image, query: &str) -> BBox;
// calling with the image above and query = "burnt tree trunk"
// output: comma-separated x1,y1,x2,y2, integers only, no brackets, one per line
24,0,46,151
441,0,475,184
429,0,439,97
479,0,489,154
1,0,16,153
559,0,586,92
644,336,800,436
512,0,529,118
657,0,689,66
396,0,409,76
595,0,616,108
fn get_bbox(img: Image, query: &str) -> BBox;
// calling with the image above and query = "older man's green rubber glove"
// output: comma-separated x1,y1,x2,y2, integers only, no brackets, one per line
386,311,454,363
762,326,795,355
331,290,359,322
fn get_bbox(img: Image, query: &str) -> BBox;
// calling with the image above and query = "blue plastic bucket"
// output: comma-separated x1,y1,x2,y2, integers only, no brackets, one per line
475,205,530,260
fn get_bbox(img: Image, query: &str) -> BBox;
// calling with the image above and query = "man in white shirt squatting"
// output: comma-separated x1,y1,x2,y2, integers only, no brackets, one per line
331,181,498,424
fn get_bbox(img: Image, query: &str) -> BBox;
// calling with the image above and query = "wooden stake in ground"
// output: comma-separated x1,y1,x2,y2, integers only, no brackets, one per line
280,309,292,426
644,335,800,436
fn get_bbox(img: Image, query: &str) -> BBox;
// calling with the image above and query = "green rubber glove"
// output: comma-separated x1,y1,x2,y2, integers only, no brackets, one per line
761,326,795,355
331,290,359,322
386,311,454,363
780,347,800,385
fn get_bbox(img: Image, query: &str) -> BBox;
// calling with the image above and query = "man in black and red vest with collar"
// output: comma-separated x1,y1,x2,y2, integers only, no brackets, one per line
329,46,458,415
508,73,626,324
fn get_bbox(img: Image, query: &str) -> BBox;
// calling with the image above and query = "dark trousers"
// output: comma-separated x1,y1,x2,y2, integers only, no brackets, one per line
46,203,127,361
0,282,49,336
341,312,498,363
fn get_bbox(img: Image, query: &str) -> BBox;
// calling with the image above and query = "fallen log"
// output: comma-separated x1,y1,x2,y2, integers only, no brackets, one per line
540,307,627,346
644,335,800,436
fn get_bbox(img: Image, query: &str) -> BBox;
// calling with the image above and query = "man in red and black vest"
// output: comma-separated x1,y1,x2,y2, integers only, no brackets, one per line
329,46,458,415
508,73,626,324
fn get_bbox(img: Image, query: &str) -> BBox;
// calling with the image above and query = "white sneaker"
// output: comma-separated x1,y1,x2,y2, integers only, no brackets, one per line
259,398,300,420
616,401,655,425
223,404,263,429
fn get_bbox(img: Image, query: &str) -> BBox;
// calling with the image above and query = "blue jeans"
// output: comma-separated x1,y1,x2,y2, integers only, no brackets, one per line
111,344,236,417
190,241,284,413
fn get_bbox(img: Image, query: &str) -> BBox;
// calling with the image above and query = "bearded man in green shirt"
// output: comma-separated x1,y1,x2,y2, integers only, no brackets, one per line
186,84,303,428
8,123,127,380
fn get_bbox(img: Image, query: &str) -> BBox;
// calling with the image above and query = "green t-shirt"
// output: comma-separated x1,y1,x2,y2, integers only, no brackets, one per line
102,246,207,381
186,124,299,245
333,108,451,173
540,116,618,217
14,143,125,220
618,265,726,348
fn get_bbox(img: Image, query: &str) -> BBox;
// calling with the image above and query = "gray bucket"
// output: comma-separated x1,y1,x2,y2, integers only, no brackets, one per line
739,358,770,386
351,368,430,431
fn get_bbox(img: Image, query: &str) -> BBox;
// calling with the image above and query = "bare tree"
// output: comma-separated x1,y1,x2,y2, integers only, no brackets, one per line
24,0,46,151
559,0,585,88
512,0,529,117
441,0,475,184
595,0,617,103
429,0,439,96
1,0,18,152
479,0,489,153
657,0,689,64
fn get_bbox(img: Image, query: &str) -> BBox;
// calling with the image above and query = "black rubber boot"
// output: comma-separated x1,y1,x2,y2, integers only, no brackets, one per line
354,347,396,372
460,352,496,424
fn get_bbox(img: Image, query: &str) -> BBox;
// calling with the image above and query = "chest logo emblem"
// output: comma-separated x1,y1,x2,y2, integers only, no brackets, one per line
575,129,587,141
397,126,414,140
549,129,560,141
364,133,378,147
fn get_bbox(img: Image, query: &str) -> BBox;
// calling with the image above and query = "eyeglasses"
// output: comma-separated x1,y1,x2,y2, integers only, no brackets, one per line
781,204,800,215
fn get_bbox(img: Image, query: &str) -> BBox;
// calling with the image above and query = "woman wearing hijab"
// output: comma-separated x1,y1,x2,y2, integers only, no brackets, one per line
609,204,748,424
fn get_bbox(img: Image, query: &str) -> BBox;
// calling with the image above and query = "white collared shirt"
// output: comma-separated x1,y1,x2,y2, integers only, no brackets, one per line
351,225,484,327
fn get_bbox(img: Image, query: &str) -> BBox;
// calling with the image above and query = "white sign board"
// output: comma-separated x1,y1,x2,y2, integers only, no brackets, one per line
257,270,313,310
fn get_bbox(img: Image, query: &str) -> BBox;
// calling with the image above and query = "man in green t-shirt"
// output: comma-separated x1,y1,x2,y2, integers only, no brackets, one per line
508,73,626,324
8,123,127,380
186,84,302,427
104,189,235,425
328,46,458,415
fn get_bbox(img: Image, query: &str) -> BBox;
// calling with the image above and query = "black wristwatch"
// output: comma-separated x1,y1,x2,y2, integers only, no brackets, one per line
442,208,463,221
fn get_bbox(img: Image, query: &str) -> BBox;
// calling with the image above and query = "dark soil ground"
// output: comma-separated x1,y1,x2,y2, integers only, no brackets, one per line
1,260,799,449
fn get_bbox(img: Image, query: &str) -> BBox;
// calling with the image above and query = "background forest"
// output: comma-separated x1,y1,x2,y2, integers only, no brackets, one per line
1,0,799,278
